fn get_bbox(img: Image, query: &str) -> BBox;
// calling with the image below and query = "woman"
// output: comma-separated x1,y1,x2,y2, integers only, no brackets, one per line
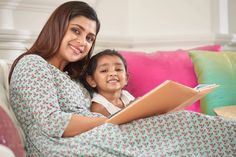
9,1,235,156
9,1,107,156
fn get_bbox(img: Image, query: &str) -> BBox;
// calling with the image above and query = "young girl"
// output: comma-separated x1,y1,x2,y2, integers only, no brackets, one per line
83,49,135,116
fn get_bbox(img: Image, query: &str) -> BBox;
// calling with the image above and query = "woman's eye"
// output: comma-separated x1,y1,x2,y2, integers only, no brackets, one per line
71,28,80,35
86,36,95,43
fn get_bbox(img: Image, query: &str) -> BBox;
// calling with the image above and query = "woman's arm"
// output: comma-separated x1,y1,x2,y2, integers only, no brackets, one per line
11,55,107,138
62,114,107,137
90,102,110,117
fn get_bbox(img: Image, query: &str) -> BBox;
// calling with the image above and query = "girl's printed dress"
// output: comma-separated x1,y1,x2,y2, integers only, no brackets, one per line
10,54,236,157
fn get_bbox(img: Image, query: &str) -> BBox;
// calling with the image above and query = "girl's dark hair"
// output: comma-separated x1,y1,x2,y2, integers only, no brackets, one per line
81,49,128,93
9,1,100,82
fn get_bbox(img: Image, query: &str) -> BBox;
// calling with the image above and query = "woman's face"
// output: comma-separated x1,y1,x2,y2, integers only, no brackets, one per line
87,55,128,94
57,16,97,66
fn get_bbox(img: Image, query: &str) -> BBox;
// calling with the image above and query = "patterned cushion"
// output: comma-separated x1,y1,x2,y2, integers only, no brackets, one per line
190,51,236,115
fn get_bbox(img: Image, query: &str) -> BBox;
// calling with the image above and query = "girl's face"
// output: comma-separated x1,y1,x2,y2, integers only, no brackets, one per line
56,16,96,68
87,55,128,94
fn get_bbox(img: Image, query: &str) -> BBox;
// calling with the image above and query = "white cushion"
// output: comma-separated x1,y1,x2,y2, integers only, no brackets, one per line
0,59,25,144
0,144,15,157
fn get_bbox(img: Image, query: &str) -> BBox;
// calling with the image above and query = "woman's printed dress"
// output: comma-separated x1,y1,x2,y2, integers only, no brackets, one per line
10,55,236,157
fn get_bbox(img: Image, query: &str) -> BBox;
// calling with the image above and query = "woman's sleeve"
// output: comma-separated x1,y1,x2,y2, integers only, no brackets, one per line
12,55,72,137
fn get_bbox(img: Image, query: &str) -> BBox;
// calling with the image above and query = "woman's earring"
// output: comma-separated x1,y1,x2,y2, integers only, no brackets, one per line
91,83,97,88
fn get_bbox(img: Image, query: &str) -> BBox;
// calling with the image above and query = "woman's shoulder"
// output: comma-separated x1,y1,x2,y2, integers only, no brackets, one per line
19,54,47,65
14,54,49,74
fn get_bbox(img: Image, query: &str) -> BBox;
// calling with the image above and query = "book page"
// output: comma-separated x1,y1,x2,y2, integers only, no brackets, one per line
170,84,219,112
106,80,193,124
106,80,219,125
194,84,219,91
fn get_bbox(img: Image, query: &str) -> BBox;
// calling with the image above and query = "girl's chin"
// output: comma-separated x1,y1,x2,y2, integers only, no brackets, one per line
107,88,122,92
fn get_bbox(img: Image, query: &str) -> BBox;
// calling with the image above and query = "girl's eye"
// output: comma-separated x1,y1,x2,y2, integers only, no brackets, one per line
100,69,108,73
116,68,123,72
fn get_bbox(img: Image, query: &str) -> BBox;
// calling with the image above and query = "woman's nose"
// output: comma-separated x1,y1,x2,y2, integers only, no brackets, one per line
76,35,87,46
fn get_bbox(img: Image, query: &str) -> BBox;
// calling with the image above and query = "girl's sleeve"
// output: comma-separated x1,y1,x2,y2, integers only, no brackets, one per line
11,55,72,138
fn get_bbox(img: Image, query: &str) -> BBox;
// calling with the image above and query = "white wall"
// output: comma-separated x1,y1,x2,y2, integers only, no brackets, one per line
229,0,236,33
0,0,235,60
96,0,217,50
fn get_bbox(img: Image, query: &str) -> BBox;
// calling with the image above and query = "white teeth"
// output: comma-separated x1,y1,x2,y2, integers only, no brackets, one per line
108,80,118,83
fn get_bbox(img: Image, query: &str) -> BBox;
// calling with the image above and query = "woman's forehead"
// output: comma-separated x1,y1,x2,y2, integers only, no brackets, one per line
69,16,97,35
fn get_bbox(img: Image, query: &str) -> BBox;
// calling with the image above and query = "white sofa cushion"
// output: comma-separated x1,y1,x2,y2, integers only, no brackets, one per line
0,59,25,144
0,144,15,157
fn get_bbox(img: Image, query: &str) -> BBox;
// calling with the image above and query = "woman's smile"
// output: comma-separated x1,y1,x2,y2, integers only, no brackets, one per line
69,43,83,55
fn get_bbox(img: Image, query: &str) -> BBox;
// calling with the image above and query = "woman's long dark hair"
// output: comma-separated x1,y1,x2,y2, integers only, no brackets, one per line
9,1,100,82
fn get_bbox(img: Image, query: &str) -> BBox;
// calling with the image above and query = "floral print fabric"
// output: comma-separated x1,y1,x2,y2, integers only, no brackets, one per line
10,55,236,157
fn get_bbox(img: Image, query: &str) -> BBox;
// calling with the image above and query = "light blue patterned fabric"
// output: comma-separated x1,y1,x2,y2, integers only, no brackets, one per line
10,54,236,156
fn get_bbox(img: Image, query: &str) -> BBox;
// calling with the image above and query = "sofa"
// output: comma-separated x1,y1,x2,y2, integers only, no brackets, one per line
0,44,236,156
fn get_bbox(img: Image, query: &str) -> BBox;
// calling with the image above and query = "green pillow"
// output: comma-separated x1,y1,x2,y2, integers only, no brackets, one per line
189,51,236,115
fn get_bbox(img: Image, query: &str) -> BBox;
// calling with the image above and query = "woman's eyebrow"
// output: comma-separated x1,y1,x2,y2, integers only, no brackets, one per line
71,23,96,36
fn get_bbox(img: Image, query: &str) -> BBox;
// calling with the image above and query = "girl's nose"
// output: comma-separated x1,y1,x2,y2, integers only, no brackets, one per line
109,71,117,76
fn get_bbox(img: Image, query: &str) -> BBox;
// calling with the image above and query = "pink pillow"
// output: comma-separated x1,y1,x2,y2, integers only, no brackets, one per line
120,44,221,113
0,106,25,157
188,44,222,52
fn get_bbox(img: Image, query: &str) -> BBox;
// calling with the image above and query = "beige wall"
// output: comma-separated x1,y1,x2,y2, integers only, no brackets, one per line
0,0,235,60
229,0,236,33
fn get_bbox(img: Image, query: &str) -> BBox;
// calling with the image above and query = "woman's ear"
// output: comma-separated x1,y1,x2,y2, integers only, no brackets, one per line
86,76,97,88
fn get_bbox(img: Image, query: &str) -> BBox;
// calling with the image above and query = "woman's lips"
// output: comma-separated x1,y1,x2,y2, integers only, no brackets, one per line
70,45,82,55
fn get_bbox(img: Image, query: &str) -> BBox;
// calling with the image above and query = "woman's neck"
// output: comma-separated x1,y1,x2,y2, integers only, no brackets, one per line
47,56,67,71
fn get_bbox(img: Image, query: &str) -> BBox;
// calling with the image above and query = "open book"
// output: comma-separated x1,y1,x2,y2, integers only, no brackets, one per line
106,80,219,125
